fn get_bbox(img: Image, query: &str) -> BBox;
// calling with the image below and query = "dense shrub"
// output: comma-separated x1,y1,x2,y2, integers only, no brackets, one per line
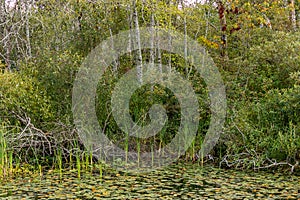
0,72,53,126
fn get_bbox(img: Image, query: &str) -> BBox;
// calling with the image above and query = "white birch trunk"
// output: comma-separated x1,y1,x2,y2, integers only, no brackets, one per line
127,3,133,60
149,12,155,70
289,0,297,31
181,0,190,77
133,0,143,84
156,19,162,77
25,0,32,58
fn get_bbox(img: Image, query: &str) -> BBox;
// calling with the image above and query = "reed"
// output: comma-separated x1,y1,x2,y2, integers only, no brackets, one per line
188,139,195,161
8,151,13,176
151,144,154,167
125,132,129,164
89,152,93,173
136,136,140,168
38,164,42,178
69,152,73,170
98,161,103,179
0,128,8,178
84,152,89,171
76,151,81,179
55,149,63,179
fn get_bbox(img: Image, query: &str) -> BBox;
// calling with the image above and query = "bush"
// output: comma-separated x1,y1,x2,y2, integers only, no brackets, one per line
0,71,53,127
225,72,300,163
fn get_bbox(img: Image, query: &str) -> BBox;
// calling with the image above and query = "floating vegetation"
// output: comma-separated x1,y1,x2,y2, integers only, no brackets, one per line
0,163,299,199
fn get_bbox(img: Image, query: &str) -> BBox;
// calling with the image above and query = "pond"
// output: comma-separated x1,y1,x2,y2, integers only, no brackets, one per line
0,163,299,199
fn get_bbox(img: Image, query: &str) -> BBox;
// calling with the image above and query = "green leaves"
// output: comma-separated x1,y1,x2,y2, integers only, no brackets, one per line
0,72,53,125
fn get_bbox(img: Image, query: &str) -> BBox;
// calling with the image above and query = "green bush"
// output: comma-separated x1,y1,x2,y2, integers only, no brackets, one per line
22,50,83,121
0,72,53,126
225,73,299,162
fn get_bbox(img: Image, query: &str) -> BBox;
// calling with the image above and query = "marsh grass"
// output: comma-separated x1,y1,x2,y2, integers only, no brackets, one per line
69,152,73,170
76,150,81,179
151,141,154,167
0,142,6,177
55,149,63,179
0,127,9,178
136,136,141,168
0,127,20,179
125,131,129,164
98,161,103,179
187,139,196,161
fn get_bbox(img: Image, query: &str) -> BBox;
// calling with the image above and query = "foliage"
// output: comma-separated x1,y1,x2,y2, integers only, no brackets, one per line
0,72,52,126
0,0,299,173
22,50,83,120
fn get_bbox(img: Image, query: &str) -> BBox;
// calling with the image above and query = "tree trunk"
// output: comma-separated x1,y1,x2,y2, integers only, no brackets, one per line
289,0,297,31
180,0,190,77
217,0,227,58
25,0,32,58
133,0,143,84
156,21,162,76
149,8,155,70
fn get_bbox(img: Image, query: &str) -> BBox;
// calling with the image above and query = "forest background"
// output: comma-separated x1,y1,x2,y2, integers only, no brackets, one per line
0,0,299,174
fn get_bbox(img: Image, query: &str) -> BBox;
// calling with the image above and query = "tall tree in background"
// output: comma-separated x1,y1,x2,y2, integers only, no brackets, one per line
0,0,33,71
289,0,297,30
217,0,227,58
133,0,143,84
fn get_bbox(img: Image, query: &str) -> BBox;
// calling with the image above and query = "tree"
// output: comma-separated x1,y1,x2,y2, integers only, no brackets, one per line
0,0,34,71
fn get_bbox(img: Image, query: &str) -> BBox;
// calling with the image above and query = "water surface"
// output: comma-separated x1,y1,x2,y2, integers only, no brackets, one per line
0,163,299,199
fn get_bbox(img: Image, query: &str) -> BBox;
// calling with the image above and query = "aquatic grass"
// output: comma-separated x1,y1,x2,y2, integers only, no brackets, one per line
0,130,16,178
76,150,81,179
89,152,93,173
125,131,129,164
151,140,154,167
200,151,204,168
8,151,13,176
195,134,204,167
0,146,7,178
69,152,73,170
70,140,82,178
80,151,93,173
158,128,166,157
96,160,104,179
187,138,196,161
55,149,63,179
99,162,103,179
84,152,88,171
136,135,140,168
0,127,8,178
38,164,42,178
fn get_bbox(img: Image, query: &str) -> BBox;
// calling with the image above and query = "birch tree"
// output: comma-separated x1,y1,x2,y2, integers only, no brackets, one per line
149,0,155,70
0,0,33,71
133,0,143,84
289,0,297,31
